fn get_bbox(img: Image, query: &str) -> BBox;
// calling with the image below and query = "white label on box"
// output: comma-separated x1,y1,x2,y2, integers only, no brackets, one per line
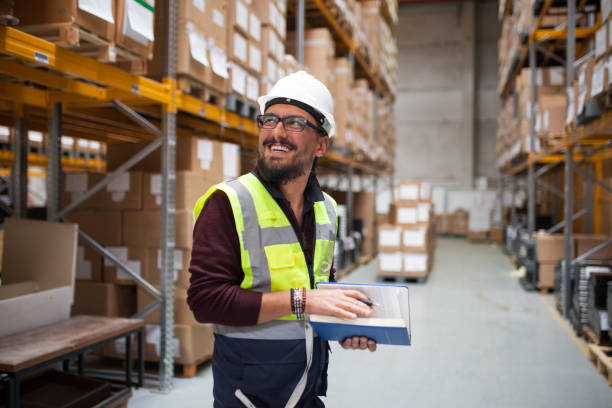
596,26,607,58
213,9,225,28
246,75,259,101
419,182,431,200
403,228,426,247
157,248,184,271
115,337,126,354
111,192,126,202
77,138,89,149
223,143,239,179
210,42,229,79
124,0,155,44
397,207,417,224
266,57,277,82
197,139,213,172
61,136,74,147
231,63,247,94
236,0,249,31
107,172,130,193
277,0,287,14
403,253,427,272
76,246,92,280
66,173,88,193
155,337,180,358
117,260,141,281
186,24,209,66
379,252,403,272
249,44,262,72
78,0,115,23
150,174,162,195
233,32,248,62
104,247,128,266
89,140,101,150
591,63,605,97
543,110,550,131
536,69,543,86
28,131,43,143
249,13,261,41
379,228,401,247
399,184,419,201
193,0,205,12
146,324,160,344
418,203,431,222
535,112,541,133
0,126,11,142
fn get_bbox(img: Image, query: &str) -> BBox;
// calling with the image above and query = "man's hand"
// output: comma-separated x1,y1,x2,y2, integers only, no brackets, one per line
305,289,375,319
340,336,377,352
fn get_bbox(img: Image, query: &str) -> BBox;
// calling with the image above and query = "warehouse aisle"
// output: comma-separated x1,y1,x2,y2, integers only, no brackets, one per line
129,238,612,407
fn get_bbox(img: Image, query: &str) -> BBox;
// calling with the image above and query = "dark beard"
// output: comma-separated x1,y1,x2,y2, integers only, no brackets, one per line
256,149,312,186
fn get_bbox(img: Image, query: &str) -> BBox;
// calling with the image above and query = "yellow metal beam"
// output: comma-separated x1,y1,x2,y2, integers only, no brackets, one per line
0,26,170,105
534,27,599,41
0,81,49,107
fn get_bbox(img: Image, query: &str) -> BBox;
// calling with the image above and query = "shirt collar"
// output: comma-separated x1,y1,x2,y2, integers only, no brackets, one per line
253,167,325,205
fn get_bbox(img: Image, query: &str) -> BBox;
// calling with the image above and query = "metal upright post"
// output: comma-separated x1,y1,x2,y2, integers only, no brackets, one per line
510,176,517,226
584,164,593,233
159,0,177,391
563,146,574,318
46,102,62,221
527,42,536,235
296,0,305,65
11,115,27,218
562,0,576,318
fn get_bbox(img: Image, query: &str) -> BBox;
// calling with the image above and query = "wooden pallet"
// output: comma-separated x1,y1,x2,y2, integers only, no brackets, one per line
587,343,612,386
582,324,610,346
177,75,227,108
18,22,147,74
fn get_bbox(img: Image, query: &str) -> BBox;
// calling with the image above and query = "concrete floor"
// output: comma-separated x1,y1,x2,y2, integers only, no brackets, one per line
129,238,612,407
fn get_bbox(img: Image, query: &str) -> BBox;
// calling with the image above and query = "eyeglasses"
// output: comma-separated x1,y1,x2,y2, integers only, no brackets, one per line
256,114,322,133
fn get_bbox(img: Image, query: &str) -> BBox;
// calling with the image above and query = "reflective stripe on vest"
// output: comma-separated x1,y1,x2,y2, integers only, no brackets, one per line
193,173,337,340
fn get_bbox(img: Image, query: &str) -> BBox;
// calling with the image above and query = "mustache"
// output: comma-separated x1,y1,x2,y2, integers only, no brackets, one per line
262,137,297,150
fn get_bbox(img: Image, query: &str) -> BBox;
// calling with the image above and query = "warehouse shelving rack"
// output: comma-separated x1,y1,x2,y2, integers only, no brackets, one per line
499,0,612,311
0,0,395,392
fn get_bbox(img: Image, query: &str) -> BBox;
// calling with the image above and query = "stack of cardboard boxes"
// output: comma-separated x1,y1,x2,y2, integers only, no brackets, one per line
377,180,435,279
15,0,155,72
68,135,240,367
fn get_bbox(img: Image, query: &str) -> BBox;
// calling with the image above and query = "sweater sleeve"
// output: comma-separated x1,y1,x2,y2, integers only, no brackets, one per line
186,190,262,325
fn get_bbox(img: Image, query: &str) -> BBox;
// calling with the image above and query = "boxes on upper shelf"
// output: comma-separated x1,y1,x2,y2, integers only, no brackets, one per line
286,28,335,89
122,209,194,249
115,0,155,60
143,170,222,211
15,0,116,42
62,171,144,210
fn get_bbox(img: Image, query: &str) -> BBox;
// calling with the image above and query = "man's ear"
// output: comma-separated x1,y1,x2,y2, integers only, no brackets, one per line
315,135,330,157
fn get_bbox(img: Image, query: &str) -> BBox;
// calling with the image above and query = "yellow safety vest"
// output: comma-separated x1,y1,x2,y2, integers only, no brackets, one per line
194,173,338,329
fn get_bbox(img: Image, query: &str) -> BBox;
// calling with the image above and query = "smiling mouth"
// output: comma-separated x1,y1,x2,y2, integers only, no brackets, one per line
267,143,294,153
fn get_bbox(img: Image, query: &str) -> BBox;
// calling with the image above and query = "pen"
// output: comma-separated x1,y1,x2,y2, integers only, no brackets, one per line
358,299,380,307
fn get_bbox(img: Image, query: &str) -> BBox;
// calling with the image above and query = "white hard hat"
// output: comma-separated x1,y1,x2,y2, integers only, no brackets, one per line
258,70,336,138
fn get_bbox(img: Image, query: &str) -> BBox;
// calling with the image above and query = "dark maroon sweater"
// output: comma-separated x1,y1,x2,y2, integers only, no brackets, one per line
186,169,336,326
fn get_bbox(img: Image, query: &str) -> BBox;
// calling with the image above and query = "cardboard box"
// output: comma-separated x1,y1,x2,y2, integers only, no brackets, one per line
378,251,403,274
331,58,353,148
63,171,143,210
253,0,286,38
537,261,556,289
122,209,194,249
403,253,429,275
378,225,402,252
395,181,421,203
402,227,429,253
75,244,104,281
143,248,191,289
286,28,334,88
390,204,419,227
143,323,214,364
66,209,123,246
435,214,450,234
107,137,238,177
103,246,147,285
72,281,136,317
262,26,284,63
575,234,612,260
143,170,222,211
115,0,154,60
451,209,469,236
0,218,78,337
137,285,198,325
353,191,376,257
535,233,570,262
15,0,116,42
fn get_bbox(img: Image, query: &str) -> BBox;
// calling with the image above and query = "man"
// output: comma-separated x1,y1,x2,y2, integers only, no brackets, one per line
187,71,376,408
